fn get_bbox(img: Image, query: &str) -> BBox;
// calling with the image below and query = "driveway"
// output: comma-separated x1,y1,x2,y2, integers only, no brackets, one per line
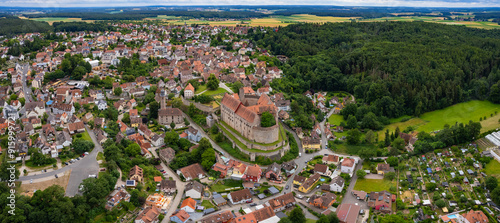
340,160,368,210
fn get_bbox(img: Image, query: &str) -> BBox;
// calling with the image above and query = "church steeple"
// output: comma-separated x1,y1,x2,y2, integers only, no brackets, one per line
160,89,166,109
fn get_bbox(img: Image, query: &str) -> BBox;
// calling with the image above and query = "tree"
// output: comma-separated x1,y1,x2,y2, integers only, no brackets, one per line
346,115,357,129
149,101,160,119
361,112,380,130
71,66,87,80
384,172,396,181
207,74,219,90
365,130,375,144
278,218,293,223
72,138,95,154
288,207,306,223
391,137,405,152
165,130,180,148
486,176,498,191
386,157,398,167
114,87,122,96
125,143,141,157
201,148,216,170
261,112,276,127
346,129,361,145
232,81,244,93
356,169,366,179
170,122,176,129
435,199,446,208
327,212,340,223
491,187,500,205
316,215,330,223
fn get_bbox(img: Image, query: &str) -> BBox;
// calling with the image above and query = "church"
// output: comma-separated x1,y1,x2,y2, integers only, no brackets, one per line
158,90,183,126
220,87,280,144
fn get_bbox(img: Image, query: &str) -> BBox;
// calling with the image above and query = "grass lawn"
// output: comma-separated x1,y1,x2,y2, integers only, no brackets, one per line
328,114,344,126
195,85,207,94
81,131,92,142
306,219,317,223
330,142,375,156
353,179,395,193
377,100,500,140
201,200,215,209
484,160,500,178
97,152,104,161
211,181,243,193
202,88,228,96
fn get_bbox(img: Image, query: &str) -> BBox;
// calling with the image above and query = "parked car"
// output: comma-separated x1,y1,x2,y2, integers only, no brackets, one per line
64,162,69,165
55,174,58,178
285,185,289,190
250,203,257,207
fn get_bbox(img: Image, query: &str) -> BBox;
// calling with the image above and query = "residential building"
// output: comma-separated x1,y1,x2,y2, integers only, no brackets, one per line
199,210,234,223
170,210,190,223
309,192,337,209
135,206,160,223
185,180,204,199
184,83,194,99
177,163,206,181
267,192,296,212
322,155,339,165
377,163,394,175
314,164,329,176
180,197,197,213
158,147,175,163
105,188,131,210
228,188,252,205
244,164,262,182
341,158,356,174
337,203,361,223
367,191,393,213
159,179,176,194
329,176,346,192
299,173,321,193
186,126,202,142
129,165,144,183
264,162,282,183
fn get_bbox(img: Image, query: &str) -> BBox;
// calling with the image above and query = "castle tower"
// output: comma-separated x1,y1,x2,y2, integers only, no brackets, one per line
160,89,166,109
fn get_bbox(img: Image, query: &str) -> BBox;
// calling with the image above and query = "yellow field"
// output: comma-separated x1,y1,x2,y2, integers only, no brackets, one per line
21,16,93,25
361,16,500,29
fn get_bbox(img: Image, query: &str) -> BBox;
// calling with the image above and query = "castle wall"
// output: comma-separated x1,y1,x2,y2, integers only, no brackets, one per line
181,96,215,113
252,124,280,144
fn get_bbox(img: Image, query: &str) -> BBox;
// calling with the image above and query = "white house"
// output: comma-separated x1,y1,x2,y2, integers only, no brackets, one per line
329,176,345,192
184,181,203,199
341,158,356,174
186,127,201,142
228,189,252,205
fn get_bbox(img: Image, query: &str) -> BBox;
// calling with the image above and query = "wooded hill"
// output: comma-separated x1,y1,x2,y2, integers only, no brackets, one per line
251,21,500,122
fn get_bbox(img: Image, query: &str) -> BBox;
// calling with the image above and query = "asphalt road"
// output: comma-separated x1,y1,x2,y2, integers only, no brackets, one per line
18,126,101,197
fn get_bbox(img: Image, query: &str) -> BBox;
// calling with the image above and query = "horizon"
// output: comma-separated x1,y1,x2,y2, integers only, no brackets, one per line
1,1,500,8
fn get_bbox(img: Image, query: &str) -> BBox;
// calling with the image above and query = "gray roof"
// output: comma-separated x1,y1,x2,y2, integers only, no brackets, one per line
268,187,279,195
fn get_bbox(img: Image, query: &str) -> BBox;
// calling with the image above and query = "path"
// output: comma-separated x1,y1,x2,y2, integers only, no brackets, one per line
219,82,233,94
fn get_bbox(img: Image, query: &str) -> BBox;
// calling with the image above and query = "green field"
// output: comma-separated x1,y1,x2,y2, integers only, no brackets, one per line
194,85,207,94
353,179,395,193
81,131,92,142
378,100,500,140
484,160,500,178
328,114,345,126
202,88,228,96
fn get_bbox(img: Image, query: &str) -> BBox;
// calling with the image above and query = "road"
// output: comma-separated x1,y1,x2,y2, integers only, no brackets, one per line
18,126,102,197
219,82,233,94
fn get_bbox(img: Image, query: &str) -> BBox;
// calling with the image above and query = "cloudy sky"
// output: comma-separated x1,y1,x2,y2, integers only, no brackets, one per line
1,0,500,7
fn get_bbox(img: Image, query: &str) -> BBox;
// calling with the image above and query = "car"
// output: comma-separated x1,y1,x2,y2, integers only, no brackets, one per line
84,152,89,155
299,153,301,157
316,185,320,189
100,168,106,171
64,162,69,165
285,185,289,190
76,157,80,160
250,203,257,207
55,174,58,178
305,161,308,163
246,200,253,203
324,154,328,156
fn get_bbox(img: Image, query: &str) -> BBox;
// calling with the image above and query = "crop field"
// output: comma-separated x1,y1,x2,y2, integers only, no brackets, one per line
377,100,500,140
27,17,91,25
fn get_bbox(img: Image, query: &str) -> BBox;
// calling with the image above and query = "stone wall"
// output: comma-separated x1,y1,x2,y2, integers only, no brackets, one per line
221,129,290,162
252,124,280,144
181,96,215,113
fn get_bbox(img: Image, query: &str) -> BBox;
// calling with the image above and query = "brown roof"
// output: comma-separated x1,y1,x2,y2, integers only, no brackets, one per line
129,165,143,178
199,210,234,223
377,163,391,172
160,179,176,190
221,93,242,112
301,173,321,190
172,210,190,222
310,192,337,208
245,164,261,177
135,206,160,223
68,121,85,132
322,155,339,163
158,107,182,116
251,206,275,221
235,105,256,123
229,189,252,202
314,164,329,173
159,147,175,162
232,213,257,223
185,180,204,193
267,193,296,211
179,163,205,180
293,175,306,184
181,197,196,210
336,203,360,223
342,158,355,167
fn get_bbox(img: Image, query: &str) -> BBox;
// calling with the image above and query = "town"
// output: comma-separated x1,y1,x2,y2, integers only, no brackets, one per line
1,10,500,223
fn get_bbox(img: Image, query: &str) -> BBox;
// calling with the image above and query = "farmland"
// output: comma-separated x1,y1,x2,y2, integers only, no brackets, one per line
361,16,500,29
377,100,500,140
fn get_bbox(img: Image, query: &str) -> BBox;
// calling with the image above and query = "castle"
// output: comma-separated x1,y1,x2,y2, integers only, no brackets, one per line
220,87,279,144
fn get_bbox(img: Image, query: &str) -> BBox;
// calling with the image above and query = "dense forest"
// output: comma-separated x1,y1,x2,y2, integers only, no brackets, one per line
0,17,52,36
251,22,500,123
53,22,112,32
23,10,267,20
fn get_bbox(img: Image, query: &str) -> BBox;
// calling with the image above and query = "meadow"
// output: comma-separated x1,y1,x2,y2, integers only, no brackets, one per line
353,178,395,193
484,160,500,178
377,100,500,140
